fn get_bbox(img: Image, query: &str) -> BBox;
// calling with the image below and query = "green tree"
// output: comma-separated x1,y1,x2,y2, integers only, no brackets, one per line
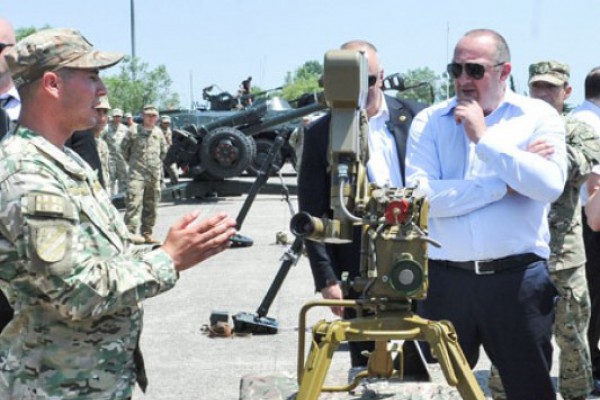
15,25,50,41
398,67,440,104
103,57,180,114
282,60,323,101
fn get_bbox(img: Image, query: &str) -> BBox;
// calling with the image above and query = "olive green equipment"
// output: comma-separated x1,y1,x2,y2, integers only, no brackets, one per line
289,49,484,400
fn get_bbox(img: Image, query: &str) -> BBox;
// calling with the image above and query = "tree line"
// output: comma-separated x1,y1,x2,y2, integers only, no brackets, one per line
16,26,455,113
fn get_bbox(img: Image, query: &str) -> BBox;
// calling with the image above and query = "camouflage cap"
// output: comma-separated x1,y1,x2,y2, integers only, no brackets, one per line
143,104,159,116
529,60,570,86
111,108,123,117
124,112,132,118
161,115,171,123
5,28,124,88
96,95,111,110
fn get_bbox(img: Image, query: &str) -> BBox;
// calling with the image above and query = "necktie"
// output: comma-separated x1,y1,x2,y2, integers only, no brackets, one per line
0,95,13,108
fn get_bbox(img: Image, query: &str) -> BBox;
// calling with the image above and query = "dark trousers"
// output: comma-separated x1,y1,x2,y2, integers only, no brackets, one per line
583,212,600,379
0,291,13,333
417,259,557,400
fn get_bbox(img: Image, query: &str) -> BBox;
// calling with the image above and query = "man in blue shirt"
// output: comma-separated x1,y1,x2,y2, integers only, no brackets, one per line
406,29,567,399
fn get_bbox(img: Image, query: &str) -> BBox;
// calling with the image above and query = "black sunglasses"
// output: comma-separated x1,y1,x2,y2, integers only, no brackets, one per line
446,62,505,80
368,74,378,87
0,42,14,53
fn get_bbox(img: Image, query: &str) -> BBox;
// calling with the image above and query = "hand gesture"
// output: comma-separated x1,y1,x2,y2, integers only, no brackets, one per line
161,211,237,272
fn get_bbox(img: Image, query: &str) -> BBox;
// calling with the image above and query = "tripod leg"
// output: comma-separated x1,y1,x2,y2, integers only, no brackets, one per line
297,321,342,400
422,320,485,400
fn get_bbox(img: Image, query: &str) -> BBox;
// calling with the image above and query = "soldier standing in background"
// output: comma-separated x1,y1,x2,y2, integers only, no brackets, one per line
489,60,599,400
160,115,179,185
122,105,167,244
124,111,137,129
94,95,111,191
104,107,129,195
239,76,252,106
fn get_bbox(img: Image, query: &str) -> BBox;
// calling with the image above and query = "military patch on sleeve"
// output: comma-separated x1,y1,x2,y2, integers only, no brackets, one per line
34,224,70,263
26,193,75,219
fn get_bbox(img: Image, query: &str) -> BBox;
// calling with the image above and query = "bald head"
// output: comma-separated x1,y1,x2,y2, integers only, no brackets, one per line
340,40,382,118
341,40,380,76
462,29,511,64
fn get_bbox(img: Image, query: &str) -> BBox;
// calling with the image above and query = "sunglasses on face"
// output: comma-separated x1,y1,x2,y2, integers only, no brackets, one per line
446,62,505,80
368,74,378,87
0,42,14,53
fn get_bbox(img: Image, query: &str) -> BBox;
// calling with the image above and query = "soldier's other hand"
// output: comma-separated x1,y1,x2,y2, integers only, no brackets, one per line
321,283,344,317
526,138,554,159
162,211,237,272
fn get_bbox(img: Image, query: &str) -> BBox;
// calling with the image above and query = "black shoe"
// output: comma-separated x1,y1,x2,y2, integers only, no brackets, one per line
592,379,600,396
229,233,254,248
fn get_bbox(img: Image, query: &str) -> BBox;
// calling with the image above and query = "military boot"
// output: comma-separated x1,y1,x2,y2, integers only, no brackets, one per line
129,233,146,245
143,232,161,244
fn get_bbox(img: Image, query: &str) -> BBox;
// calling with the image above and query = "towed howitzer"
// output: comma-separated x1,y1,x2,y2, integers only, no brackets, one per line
164,94,326,180
290,49,484,400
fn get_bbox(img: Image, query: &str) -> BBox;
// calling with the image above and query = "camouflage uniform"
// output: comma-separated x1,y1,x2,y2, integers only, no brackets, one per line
103,119,129,195
160,117,179,185
96,135,111,191
0,128,178,399
122,122,167,238
490,115,600,399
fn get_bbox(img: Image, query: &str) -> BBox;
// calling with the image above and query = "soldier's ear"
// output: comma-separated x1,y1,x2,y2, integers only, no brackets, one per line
564,84,573,100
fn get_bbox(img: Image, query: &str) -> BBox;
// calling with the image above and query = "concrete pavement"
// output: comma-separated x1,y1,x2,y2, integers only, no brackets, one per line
128,171,570,400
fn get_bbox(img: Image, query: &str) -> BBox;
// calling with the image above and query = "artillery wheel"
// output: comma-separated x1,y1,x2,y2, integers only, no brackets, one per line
246,138,284,176
200,127,256,179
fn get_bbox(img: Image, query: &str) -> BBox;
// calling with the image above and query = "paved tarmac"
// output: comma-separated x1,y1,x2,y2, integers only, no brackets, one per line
127,169,577,400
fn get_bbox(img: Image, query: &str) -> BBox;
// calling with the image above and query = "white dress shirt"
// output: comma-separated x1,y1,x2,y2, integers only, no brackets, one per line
366,98,403,187
406,89,567,261
0,85,21,122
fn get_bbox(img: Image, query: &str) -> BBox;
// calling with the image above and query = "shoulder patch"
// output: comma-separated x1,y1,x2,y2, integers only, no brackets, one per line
27,193,73,218
27,193,65,217
34,224,70,263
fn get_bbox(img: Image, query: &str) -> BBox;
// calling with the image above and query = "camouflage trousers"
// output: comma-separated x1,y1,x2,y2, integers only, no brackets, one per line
109,154,129,195
165,163,179,185
124,178,161,235
489,265,593,399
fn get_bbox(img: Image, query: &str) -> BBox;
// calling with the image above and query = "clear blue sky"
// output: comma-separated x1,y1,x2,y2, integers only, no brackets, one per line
3,0,599,108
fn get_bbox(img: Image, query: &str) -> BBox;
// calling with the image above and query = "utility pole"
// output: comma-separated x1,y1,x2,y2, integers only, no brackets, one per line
130,0,136,80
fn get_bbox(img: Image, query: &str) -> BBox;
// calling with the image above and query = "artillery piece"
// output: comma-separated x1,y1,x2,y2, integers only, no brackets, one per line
164,89,326,181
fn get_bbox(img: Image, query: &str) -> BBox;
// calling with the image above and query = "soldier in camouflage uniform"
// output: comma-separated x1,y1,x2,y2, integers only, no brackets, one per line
122,105,168,243
160,115,179,185
0,28,236,400
124,111,137,129
489,61,600,400
94,95,112,190
103,107,129,195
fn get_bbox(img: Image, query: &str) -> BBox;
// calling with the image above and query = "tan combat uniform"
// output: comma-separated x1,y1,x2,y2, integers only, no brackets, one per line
121,123,167,241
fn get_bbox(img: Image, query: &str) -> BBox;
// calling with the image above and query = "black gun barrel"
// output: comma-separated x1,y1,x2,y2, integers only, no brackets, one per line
198,103,269,135
243,99,326,136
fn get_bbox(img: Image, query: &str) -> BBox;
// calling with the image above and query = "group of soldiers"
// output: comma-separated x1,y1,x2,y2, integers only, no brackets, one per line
95,101,180,244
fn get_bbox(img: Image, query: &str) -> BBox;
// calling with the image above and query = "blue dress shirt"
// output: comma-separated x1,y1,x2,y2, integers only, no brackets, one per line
406,89,567,261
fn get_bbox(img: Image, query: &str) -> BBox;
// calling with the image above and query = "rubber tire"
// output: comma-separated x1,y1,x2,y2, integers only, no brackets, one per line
246,138,284,176
200,127,256,179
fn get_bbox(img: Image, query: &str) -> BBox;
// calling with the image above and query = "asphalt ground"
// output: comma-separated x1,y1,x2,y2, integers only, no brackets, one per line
127,168,577,400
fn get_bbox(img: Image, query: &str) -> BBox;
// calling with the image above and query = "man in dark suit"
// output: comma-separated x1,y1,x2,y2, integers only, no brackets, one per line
298,40,426,368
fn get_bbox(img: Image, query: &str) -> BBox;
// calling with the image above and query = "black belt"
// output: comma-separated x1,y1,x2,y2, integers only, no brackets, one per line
442,253,543,275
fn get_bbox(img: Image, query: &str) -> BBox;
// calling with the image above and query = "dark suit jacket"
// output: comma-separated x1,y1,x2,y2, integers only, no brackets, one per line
65,130,105,188
298,94,426,292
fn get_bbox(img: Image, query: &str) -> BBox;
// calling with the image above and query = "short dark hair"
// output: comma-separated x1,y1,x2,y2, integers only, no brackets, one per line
585,67,600,100
463,29,511,63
